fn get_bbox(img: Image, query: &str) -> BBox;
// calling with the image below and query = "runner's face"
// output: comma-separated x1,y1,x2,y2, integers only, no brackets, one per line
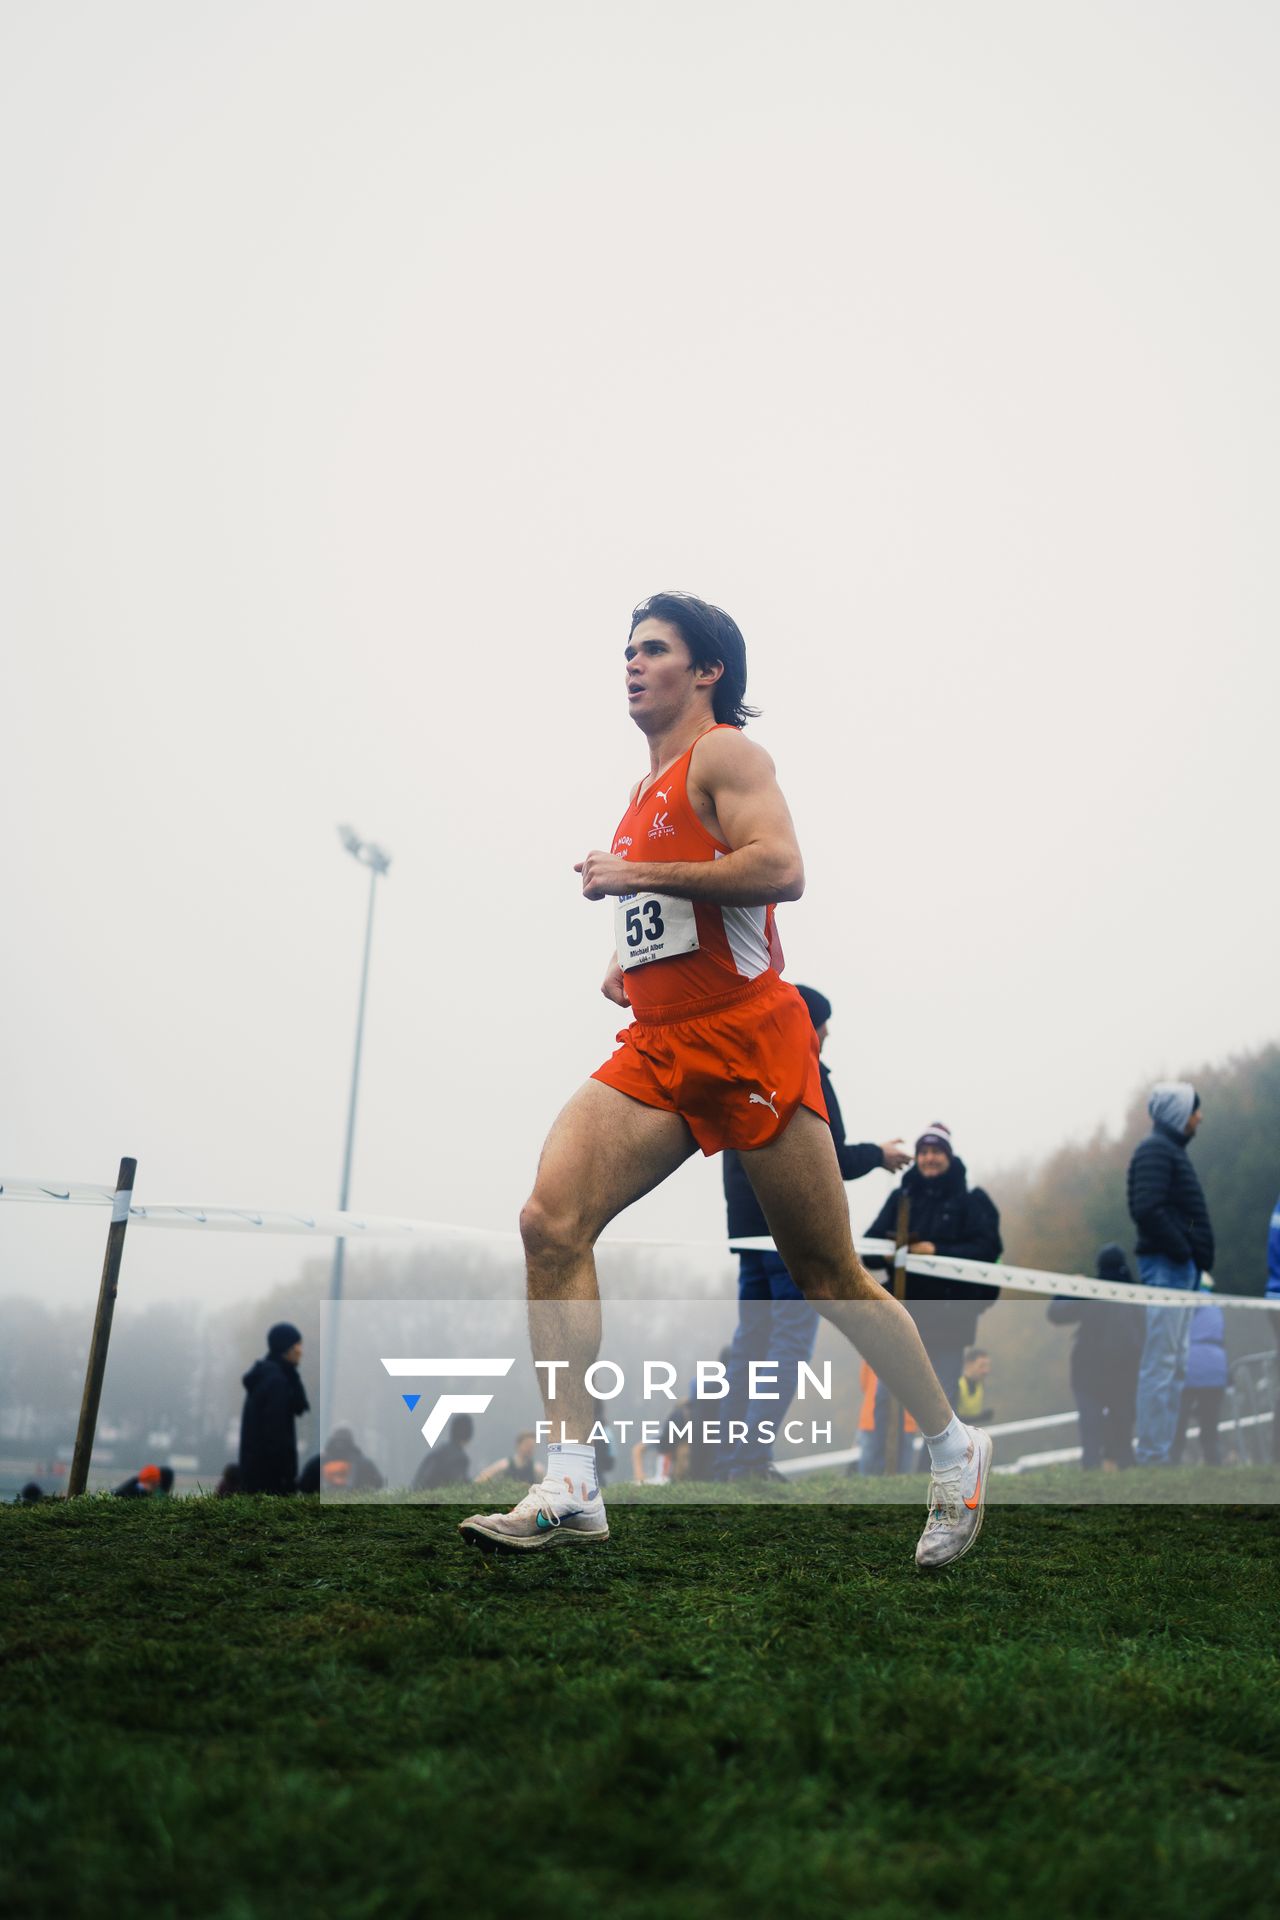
624,618,711,730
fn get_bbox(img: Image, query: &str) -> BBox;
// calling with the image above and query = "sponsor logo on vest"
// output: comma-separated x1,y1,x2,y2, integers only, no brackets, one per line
649,811,676,839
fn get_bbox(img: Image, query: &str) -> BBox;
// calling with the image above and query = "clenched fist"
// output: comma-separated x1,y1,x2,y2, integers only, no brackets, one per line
574,851,633,900
601,956,628,1006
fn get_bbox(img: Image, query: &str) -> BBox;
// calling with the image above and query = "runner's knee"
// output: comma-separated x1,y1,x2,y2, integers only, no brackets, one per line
519,1189,593,1264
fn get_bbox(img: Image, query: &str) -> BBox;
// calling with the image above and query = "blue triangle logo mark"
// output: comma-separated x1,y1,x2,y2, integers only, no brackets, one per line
402,1393,421,1412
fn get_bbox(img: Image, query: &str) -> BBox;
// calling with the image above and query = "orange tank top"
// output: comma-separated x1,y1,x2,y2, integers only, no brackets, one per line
610,725,784,1020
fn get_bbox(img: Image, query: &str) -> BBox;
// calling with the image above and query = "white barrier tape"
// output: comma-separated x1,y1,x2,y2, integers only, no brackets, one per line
899,1248,1278,1311
4,1176,1276,1310
0,1178,525,1239
0,1177,777,1256
730,1234,1277,1310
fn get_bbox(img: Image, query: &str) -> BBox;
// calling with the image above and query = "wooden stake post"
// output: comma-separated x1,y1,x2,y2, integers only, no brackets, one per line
882,1194,911,1476
67,1158,136,1497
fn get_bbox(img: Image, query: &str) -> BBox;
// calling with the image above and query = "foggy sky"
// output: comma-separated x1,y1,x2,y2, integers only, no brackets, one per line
3,2,1277,1317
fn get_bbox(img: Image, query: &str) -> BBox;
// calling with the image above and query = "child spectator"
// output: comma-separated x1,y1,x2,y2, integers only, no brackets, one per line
957,1348,992,1426
1171,1281,1228,1467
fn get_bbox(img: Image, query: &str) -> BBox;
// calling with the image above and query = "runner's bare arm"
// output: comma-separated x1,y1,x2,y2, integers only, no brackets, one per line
576,733,804,906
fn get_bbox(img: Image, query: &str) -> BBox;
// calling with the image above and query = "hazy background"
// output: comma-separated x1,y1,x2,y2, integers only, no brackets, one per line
3,1,1276,1324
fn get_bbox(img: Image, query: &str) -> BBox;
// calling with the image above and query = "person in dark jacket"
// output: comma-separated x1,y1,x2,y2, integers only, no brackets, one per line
297,1427,385,1495
862,1123,1002,1473
1127,1082,1214,1465
413,1413,474,1492
1047,1244,1144,1470
113,1463,174,1498
239,1322,310,1495
716,984,910,1479
1171,1282,1229,1467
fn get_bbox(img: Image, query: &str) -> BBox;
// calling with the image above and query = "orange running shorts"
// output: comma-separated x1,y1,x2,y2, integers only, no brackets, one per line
591,974,827,1155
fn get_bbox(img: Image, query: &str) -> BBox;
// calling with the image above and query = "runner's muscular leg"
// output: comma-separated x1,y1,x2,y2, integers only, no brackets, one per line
739,1107,952,1435
520,1079,695,1441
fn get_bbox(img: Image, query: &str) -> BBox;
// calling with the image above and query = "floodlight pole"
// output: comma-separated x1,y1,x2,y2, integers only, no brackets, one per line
326,828,391,1427
68,1157,136,1497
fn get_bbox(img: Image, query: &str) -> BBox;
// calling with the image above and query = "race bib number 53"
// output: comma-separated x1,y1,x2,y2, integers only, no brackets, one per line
613,890,699,971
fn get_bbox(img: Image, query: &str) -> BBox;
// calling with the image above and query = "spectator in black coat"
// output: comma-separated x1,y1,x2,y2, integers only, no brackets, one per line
297,1427,385,1495
722,984,909,1244
113,1464,174,1498
717,984,910,1479
1127,1084,1215,1273
239,1322,310,1495
862,1123,1002,1472
413,1413,474,1492
1126,1082,1214,1465
1048,1244,1144,1470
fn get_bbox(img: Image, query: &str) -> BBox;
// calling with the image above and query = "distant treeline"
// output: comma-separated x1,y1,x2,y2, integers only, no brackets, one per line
991,1043,1280,1293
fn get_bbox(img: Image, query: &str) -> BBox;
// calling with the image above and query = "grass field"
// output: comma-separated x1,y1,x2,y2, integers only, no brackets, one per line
3,1488,1278,1920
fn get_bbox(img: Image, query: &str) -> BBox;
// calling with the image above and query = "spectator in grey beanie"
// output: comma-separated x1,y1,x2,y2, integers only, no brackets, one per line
239,1323,309,1494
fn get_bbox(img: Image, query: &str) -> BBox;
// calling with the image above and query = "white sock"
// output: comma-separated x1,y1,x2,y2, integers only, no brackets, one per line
923,1413,969,1473
546,1441,599,1502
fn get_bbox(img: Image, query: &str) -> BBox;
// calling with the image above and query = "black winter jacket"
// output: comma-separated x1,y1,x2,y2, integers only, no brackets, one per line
239,1355,309,1495
864,1158,1002,1310
723,1059,881,1239
1126,1123,1215,1270
1047,1244,1145,1378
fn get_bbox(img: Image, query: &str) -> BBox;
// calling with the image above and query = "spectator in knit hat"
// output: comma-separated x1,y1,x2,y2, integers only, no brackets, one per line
1127,1082,1214,1465
239,1322,310,1495
861,1123,1002,1473
113,1463,174,1498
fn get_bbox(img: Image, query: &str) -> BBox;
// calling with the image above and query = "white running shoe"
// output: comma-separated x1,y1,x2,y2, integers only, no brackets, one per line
915,1425,993,1570
458,1475,609,1554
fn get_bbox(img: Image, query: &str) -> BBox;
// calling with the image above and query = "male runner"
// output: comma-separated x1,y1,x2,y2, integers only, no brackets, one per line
460,591,992,1568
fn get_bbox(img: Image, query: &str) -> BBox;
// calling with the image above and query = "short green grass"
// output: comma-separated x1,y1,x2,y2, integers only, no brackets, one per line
3,1492,1278,1920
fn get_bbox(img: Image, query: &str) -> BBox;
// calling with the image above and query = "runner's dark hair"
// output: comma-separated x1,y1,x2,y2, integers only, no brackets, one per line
629,591,760,728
